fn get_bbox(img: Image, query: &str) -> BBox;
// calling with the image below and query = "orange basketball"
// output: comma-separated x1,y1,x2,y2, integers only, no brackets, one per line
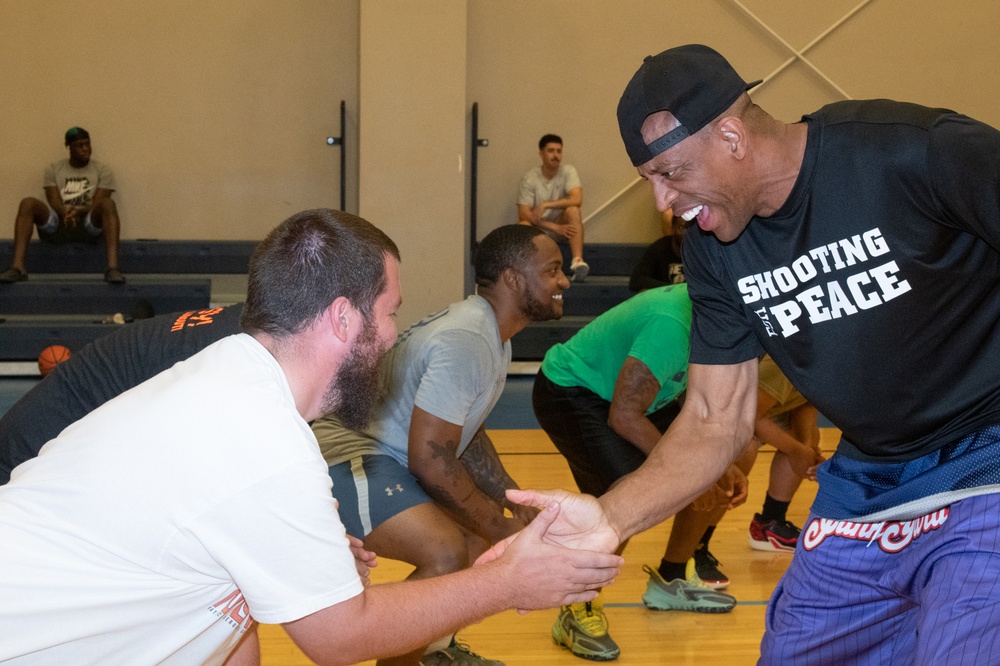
38,345,72,377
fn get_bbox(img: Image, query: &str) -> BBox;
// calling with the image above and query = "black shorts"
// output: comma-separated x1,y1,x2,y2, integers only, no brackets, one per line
532,368,680,496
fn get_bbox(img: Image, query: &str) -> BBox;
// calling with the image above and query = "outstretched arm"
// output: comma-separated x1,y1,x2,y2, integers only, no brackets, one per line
283,501,623,666
600,359,757,541
610,356,748,510
486,360,757,557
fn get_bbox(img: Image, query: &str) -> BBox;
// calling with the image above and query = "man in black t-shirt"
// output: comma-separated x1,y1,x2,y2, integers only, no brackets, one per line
494,44,1000,664
0,305,243,483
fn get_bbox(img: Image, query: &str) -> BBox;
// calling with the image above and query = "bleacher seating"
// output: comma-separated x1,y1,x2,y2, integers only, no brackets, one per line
1,238,647,363
0,275,211,316
0,239,258,274
0,240,256,362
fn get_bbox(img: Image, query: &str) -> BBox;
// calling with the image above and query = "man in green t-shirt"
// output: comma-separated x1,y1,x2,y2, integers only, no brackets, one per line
533,283,748,662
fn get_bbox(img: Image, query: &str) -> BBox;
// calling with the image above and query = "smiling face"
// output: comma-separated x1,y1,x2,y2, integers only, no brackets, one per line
637,110,756,243
517,235,570,321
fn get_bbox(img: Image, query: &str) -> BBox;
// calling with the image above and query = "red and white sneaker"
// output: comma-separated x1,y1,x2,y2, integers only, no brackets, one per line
748,513,800,552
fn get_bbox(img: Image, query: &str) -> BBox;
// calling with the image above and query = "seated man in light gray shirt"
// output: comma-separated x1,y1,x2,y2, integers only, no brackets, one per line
517,133,588,281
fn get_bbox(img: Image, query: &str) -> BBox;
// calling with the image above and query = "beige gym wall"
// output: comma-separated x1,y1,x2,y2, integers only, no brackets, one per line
468,0,1000,245
2,0,999,321
0,0,358,241
358,1,468,326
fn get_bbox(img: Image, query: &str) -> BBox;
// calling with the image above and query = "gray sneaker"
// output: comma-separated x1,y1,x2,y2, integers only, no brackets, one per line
419,639,504,666
641,560,737,613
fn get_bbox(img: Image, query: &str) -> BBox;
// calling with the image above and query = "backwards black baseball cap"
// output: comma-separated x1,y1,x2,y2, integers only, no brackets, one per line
65,126,90,146
617,44,761,167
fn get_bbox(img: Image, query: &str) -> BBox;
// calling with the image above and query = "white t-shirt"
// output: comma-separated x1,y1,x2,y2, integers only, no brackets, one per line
0,334,362,665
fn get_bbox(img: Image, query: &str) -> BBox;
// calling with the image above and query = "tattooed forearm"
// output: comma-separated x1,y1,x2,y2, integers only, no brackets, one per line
422,482,504,535
425,437,462,480
460,429,517,504
408,407,515,540
417,435,506,535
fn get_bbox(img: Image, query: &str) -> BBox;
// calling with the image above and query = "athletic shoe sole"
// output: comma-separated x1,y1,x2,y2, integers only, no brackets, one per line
748,534,796,553
698,578,730,590
642,598,735,613
693,557,730,590
551,624,620,661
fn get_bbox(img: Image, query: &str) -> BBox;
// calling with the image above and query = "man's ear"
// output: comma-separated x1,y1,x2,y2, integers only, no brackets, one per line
501,266,522,293
716,116,747,160
328,296,353,343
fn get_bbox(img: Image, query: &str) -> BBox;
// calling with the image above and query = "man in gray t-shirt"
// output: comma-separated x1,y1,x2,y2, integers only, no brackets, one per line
1,126,125,284
517,134,589,282
312,224,569,666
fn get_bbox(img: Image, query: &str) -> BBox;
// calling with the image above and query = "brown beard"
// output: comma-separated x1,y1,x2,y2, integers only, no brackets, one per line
520,281,561,322
319,319,385,430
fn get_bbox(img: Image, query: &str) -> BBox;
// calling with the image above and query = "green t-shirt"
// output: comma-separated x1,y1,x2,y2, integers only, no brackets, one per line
541,284,691,413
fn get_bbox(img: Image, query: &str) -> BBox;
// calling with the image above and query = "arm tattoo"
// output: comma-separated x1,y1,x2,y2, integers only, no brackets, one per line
615,358,661,415
417,431,506,536
460,429,517,504
425,437,462,481
423,483,504,532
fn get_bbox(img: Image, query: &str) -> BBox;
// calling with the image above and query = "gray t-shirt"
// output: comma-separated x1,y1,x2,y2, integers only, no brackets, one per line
314,295,511,466
43,159,116,208
518,164,581,220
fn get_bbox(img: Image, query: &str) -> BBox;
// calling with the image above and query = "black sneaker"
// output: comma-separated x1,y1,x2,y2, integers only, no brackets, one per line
693,546,730,590
0,267,27,283
104,267,126,284
749,513,800,552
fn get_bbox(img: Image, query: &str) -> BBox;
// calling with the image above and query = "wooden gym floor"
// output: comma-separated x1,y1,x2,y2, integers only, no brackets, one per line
259,428,840,666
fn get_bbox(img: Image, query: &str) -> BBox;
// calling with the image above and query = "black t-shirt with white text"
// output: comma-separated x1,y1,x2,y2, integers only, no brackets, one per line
684,100,1000,462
